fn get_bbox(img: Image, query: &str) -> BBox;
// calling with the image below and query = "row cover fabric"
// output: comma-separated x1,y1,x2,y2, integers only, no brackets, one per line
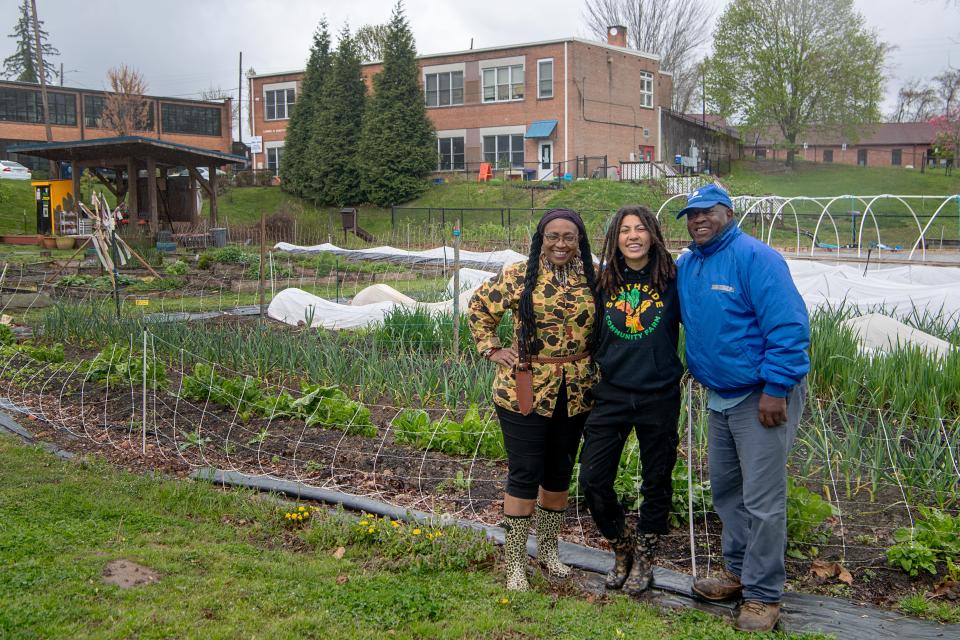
268,250,960,351
273,242,527,269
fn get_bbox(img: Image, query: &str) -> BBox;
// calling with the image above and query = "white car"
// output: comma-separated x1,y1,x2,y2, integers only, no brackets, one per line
0,160,32,180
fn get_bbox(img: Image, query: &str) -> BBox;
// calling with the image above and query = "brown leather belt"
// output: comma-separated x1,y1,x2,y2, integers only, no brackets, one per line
531,352,590,365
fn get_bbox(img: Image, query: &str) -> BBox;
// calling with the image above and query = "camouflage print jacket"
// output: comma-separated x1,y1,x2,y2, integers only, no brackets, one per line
468,258,598,417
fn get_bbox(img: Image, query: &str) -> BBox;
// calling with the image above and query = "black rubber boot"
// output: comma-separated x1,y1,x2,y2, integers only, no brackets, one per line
605,533,635,589
622,532,659,596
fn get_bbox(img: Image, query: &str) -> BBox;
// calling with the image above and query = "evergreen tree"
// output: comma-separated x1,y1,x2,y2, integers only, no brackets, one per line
3,0,59,84
280,20,331,199
358,1,436,207
310,25,367,206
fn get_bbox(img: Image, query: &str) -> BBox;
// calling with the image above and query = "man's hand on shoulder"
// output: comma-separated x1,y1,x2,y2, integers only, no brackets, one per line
758,393,787,427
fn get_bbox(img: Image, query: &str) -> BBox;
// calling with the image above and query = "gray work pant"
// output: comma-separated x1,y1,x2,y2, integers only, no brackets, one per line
707,381,806,603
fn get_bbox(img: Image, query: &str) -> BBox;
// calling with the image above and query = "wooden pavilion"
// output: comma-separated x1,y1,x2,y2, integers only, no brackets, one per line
8,136,246,233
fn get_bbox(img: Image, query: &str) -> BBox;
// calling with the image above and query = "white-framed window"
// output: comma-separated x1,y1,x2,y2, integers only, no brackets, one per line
437,136,465,170
425,71,464,107
639,71,654,109
265,88,295,120
537,59,553,99
483,134,524,168
265,142,284,176
482,65,524,102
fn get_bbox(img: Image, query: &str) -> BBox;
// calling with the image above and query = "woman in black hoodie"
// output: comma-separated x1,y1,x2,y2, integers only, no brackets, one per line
579,205,684,595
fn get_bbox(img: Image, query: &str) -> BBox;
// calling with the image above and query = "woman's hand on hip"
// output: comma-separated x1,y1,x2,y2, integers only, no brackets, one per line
489,348,519,368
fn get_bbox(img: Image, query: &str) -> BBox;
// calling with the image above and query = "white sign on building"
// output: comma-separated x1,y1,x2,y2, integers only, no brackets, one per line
248,136,263,154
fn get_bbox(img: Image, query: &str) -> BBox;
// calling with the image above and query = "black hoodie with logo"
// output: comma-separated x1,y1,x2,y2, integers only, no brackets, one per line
593,257,683,394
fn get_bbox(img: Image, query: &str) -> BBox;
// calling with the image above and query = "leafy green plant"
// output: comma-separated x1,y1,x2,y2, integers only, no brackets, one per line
786,478,838,558
178,430,211,451
0,324,15,347
888,507,960,577
16,342,64,363
56,274,90,288
197,246,252,270
670,462,713,528
164,260,189,276
83,344,166,389
392,405,504,459
181,364,376,437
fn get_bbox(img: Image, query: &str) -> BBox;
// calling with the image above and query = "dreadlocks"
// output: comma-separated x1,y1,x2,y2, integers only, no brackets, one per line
517,219,599,361
597,205,676,298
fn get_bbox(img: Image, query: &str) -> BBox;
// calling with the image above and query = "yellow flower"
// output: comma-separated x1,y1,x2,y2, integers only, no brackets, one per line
359,520,369,526
298,506,306,512
498,597,510,605
390,521,400,528
412,528,422,535
434,531,443,537
367,526,375,533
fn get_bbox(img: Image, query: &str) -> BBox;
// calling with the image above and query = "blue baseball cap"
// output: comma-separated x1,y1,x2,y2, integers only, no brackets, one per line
676,183,734,219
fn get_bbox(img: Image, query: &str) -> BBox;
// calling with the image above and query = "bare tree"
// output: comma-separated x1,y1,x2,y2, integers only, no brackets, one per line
102,65,151,135
933,68,960,114
890,79,940,122
200,86,240,128
583,0,714,113
355,23,389,62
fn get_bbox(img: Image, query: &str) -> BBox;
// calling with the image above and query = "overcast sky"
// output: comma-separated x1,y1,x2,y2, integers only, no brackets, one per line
18,0,960,138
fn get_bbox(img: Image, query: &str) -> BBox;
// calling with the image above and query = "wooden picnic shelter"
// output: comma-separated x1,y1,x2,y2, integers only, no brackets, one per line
8,136,246,234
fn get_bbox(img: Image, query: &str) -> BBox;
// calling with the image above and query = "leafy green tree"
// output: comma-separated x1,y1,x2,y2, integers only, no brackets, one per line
358,1,436,207
309,26,367,206
706,0,887,165
2,0,58,84
280,20,331,199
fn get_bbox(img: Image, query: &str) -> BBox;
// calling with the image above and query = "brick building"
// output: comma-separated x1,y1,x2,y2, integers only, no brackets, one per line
0,79,233,171
742,122,937,168
248,26,673,178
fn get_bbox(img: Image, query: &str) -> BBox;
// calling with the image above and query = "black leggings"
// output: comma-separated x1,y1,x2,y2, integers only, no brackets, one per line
495,383,588,500
579,382,681,538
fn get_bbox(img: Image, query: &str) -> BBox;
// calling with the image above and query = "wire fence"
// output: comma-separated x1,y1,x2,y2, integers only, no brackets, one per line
1,337,958,573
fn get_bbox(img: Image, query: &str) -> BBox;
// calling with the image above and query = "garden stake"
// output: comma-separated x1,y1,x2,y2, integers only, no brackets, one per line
142,329,147,455
452,221,461,359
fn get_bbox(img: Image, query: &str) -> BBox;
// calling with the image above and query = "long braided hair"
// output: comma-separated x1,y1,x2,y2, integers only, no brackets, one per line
517,215,599,362
597,205,676,299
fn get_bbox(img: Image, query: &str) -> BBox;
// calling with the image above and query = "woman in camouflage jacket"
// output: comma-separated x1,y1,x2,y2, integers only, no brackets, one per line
469,208,600,591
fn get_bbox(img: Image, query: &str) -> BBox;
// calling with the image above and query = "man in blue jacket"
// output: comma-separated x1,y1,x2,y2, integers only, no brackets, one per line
676,184,809,633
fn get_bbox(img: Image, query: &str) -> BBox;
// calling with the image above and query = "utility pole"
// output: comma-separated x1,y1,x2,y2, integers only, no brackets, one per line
30,0,56,178
59,62,63,86
237,51,243,143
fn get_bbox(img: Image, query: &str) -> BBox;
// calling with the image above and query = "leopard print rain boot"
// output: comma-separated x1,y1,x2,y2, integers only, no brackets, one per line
534,504,571,578
622,532,659,596
605,531,635,590
502,514,532,591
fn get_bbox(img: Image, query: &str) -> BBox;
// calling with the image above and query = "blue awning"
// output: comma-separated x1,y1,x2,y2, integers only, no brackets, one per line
524,120,557,139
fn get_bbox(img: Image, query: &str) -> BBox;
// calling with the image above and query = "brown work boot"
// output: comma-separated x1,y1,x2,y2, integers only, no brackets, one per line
692,567,742,601
734,600,781,633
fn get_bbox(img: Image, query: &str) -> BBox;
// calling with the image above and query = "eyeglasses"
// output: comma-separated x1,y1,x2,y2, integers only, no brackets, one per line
544,233,578,243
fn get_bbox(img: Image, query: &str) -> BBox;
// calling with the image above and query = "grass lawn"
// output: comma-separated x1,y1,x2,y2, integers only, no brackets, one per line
0,435,824,639
723,160,959,198
4,160,957,243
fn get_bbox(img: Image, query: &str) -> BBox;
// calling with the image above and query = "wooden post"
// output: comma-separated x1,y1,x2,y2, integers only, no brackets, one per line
452,219,461,358
258,208,266,319
71,161,82,214
208,164,218,227
127,158,139,219
146,156,158,235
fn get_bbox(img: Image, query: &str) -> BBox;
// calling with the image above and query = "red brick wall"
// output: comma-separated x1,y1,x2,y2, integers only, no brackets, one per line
748,144,930,168
248,39,668,172
0,83,232,154
568,41,660,165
